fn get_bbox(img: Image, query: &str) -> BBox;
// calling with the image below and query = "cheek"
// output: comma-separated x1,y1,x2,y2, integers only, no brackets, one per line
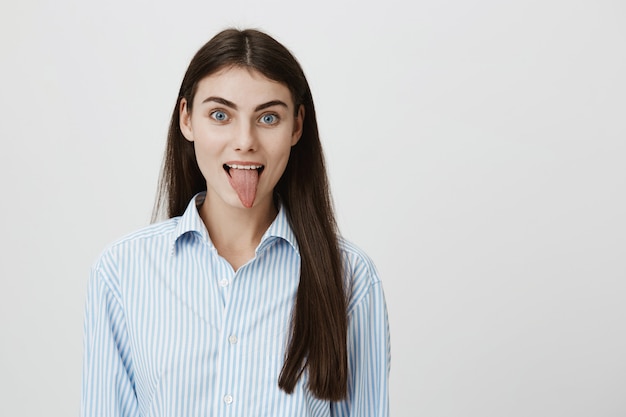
269,145,293,178
192,139,224,177
191,126,227,154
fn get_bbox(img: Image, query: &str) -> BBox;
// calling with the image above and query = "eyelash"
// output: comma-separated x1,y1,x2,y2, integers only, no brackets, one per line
209,110,229,122
259,113,280,125
208,110,281,125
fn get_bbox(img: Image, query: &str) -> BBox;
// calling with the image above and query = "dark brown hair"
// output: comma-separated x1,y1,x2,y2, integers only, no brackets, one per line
152,28,347,401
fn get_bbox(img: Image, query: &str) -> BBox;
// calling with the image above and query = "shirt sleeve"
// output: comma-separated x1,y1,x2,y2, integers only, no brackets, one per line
332,281,391,417
81,264,139,417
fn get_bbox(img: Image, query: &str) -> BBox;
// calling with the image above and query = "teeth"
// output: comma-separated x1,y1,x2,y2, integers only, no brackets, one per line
227,164,263,170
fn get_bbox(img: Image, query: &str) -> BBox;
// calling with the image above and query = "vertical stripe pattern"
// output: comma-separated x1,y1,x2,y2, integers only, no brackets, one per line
81,193,390,417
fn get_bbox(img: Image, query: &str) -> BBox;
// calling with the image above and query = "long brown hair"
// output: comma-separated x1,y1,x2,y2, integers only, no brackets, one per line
152,28,348,401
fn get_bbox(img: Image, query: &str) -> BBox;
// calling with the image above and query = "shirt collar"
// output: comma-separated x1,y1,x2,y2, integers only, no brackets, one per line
171,193,213,253
259,200,299,255
171,192,299,255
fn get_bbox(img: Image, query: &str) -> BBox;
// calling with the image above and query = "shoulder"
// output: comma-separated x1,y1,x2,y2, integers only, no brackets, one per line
337,236,381,285
116,217,180,245
92,218,180,277
337,236,383,313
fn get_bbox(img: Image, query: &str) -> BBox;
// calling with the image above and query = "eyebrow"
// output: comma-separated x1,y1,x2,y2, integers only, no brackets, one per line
201,96,289,112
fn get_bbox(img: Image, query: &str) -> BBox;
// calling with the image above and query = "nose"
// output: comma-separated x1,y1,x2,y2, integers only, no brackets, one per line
233,120,258,152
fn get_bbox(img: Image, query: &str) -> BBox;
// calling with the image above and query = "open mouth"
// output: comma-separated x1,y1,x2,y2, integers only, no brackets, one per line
223,163,265,176
223,163,265,208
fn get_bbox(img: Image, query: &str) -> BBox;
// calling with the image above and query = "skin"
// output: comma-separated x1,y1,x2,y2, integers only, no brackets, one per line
179,66,304,270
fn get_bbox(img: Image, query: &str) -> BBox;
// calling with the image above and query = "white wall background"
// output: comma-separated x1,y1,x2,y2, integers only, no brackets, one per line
1,0,625,416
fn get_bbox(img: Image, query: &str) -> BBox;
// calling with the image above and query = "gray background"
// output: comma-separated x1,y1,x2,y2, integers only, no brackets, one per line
1,0,625,416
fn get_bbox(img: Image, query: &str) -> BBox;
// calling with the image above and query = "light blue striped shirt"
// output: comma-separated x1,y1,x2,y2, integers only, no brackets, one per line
82,193,390,416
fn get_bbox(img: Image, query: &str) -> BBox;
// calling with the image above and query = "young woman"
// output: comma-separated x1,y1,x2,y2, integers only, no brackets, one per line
82,28,389,417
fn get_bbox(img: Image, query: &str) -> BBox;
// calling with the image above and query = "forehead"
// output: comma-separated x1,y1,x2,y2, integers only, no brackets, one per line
193,66,294,108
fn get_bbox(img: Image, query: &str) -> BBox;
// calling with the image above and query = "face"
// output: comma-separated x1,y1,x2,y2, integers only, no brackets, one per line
180,66,304,212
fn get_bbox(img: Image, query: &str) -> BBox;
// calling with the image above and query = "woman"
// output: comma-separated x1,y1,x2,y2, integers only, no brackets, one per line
82,28,389,417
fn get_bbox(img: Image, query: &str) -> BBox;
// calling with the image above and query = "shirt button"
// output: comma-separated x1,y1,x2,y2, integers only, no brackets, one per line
228,335,238,345
219,279,229,288
224,394,233,404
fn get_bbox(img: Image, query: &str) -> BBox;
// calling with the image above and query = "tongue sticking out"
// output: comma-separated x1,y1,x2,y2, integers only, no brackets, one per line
227,168,259,208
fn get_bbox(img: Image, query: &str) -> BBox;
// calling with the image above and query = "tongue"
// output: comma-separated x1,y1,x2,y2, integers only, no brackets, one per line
228,168,259,208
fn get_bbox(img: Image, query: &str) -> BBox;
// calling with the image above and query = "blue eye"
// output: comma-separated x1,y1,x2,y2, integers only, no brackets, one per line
210,110,228,121
260,114,278,125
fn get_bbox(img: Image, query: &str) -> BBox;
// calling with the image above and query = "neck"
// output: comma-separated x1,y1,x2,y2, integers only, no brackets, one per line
199,194,277,270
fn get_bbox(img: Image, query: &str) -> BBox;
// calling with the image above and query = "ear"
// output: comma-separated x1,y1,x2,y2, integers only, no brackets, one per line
179,98,194,142
291,105,305,146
